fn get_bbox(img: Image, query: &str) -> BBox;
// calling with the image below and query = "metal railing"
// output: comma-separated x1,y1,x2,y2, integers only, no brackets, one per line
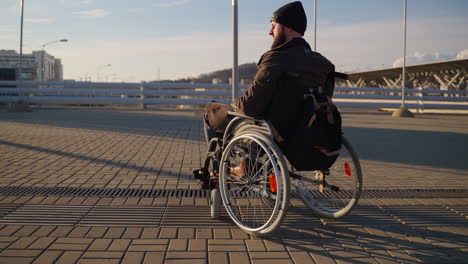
0,80,467,110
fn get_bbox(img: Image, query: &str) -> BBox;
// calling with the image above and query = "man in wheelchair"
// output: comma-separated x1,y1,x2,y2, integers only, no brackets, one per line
203,1,336,162
192,4,361,230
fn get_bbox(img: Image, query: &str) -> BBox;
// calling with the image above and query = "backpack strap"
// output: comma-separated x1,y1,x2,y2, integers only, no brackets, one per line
325,96,336,125
272,126,285,143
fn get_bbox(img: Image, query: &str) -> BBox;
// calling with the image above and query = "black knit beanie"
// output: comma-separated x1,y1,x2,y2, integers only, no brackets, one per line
271,1,307,36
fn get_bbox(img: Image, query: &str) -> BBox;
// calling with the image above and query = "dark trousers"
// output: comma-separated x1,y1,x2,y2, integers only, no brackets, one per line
203,102,233,145
203,111,223,145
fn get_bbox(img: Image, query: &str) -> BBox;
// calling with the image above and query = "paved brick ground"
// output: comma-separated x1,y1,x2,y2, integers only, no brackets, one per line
0,108,467,264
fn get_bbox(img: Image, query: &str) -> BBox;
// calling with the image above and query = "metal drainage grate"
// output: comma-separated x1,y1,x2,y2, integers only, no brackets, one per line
0,186,466,198
291,189,468,199
289,189,468,199
0,186,208,198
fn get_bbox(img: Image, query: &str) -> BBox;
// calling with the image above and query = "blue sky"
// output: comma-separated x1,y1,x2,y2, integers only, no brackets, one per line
1,0,467,81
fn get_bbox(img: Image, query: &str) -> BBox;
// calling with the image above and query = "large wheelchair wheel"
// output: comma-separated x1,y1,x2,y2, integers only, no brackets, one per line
295,136,362,218
219,132,290,237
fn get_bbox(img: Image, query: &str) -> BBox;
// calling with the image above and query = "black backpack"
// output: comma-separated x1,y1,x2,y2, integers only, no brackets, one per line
282,73,342,171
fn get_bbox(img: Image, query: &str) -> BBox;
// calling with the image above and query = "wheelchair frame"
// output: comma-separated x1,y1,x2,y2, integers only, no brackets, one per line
195,111,363,237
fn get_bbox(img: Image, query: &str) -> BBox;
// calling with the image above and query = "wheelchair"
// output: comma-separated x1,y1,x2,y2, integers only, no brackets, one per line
194,111,363,237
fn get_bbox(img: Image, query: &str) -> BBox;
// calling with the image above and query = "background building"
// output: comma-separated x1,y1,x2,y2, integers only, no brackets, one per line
0,50,64,81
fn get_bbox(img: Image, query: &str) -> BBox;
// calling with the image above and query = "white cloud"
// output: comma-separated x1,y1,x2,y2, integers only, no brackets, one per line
455,49,468,60
74,9,110,18
392,48,468,67
392,52,453,67
25,18,55,24
154,0,192,8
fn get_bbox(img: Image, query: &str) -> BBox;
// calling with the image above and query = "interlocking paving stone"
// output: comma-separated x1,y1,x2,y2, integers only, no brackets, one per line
55,251,83,264
168,239,188,251
14,225,40,237
213,229,231,239
32,250,63,264
0,249,42,257
88,239,112,251
177,228,195,239
250,251,293,264
122,228,143,239
165,251,207,264
245,239,266,252
128,239,168,251
209,251,229,264
0,226,21,236
104,227,125,239
8,237,37,249
77,259,121,264
0,256,35,264
107,239,131,251
82,251,124,259
121,251,145,264
159,228,177,239
189,239,207,251
141,227,160,239
229,251,251,264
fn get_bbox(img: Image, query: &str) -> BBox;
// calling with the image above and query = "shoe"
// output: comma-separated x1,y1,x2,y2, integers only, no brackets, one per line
193,168,210,189
229,160,246,178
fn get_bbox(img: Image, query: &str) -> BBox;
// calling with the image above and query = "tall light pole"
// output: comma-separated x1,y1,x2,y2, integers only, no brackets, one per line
402,0,407,108
18,0,24,95
313,0,317,51
41,39,68,81
392,0,414,117
10,0,32,112
232,0,239,101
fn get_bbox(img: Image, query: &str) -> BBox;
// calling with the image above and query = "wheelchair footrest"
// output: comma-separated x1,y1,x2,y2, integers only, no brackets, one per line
193,168,210,190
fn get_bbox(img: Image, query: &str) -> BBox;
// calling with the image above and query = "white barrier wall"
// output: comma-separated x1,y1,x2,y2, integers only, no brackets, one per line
0,81,467,110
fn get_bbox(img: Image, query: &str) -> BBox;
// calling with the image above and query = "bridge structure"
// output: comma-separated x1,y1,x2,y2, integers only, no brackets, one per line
340,59,468,91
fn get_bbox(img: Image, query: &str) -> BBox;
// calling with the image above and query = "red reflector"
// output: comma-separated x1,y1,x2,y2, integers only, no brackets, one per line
269,174,277,193
345,163,352,177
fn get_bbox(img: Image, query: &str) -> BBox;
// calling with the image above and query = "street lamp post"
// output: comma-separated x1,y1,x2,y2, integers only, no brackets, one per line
8,0,32,112
9,0,34,111
232,0,239,101
18,0,24,95
313,0,317,51
392,0,414,117
41,39,68,81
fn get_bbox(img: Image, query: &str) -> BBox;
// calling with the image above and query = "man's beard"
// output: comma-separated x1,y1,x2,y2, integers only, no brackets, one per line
271,32,286,49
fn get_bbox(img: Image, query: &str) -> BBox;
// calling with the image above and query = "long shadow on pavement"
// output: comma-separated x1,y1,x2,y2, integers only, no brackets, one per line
0,109,203,140
344,127,468,170
0,139,194,180
269,205,467,264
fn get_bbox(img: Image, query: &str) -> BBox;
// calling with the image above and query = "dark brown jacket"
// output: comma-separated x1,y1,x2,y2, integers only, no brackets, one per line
232,37,335,141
